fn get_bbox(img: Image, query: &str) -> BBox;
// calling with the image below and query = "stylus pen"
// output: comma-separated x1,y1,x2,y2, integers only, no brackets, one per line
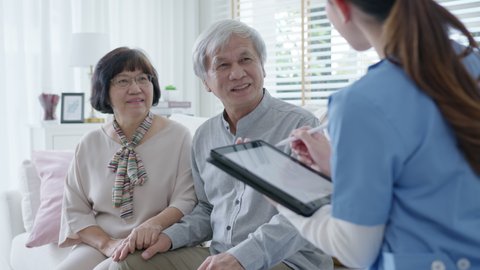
275,122,329,147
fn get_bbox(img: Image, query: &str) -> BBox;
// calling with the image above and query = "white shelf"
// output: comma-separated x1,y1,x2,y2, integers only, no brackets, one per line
151,101,192,116
30,102,193,151
31,123,103,150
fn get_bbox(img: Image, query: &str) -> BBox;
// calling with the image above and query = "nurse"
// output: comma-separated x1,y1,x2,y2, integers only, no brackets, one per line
276,0,480,269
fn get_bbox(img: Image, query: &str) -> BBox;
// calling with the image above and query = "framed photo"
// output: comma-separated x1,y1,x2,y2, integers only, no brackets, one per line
61,93,84,123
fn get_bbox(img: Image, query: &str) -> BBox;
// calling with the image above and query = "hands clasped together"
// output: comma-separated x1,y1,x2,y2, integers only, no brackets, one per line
106,220,168,261
101,220,245,270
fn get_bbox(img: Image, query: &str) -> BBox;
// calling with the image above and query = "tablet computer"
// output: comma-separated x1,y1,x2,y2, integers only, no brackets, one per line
207,140,332,217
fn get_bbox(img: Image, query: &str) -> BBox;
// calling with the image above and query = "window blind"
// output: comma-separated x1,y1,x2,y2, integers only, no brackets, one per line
231,0,480,107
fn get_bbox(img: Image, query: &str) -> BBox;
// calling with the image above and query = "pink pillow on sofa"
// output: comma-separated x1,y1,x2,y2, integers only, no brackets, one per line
26,150,74,248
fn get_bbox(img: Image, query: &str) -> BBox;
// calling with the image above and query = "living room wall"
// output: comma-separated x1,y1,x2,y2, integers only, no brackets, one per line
0,0,227,192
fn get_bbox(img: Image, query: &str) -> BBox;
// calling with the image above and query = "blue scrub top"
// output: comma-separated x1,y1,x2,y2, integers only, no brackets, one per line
328,54,480,270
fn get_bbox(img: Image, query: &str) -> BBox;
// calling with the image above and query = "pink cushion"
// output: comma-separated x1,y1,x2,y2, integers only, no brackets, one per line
25,150,74,248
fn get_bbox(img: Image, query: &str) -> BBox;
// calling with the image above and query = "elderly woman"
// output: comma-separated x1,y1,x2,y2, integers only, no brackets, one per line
56,47,197,270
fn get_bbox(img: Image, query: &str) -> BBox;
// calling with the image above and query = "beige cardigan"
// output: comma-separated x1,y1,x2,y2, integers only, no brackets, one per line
59,119,197,247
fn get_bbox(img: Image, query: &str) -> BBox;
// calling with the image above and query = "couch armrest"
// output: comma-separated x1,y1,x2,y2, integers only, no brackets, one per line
0,189,25,265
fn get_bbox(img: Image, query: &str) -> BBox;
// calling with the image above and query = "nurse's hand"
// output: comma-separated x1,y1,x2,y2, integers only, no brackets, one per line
291,127,331,176
235,137,251,144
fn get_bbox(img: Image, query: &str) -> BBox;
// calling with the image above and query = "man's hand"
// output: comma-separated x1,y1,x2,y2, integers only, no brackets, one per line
197,253,244,270
141,233,172,260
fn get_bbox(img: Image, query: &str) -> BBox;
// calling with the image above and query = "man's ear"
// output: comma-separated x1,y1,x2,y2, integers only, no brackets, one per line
333,0,351,22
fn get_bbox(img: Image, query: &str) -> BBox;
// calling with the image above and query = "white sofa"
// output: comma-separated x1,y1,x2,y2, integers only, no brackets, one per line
0,114,208,270
0,111,342,270
0,163,72,270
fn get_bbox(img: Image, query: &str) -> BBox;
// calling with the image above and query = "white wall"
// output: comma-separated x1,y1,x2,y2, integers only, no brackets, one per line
197,0,232,117
0,0,228,192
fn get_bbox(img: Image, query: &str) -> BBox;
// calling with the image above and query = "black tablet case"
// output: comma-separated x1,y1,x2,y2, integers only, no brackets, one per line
207,140,331,217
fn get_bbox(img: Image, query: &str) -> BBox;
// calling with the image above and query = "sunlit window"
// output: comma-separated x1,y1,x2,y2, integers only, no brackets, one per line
231,0,480,107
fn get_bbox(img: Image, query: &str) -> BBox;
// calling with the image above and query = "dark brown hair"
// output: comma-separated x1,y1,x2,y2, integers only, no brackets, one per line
349,0,480,174
91,47,161,114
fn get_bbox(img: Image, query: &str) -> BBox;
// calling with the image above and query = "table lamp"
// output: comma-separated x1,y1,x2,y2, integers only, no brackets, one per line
70,32,109,123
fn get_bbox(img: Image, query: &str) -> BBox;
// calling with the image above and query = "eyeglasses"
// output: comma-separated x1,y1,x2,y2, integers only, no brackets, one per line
111,74,153,88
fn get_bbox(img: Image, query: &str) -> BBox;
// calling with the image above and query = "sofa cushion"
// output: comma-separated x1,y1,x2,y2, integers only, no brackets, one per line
12,232,71,269
25,151,74,248
19,160,42,232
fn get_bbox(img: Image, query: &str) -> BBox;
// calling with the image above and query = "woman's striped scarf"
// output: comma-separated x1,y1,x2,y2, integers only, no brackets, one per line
108,112,153,219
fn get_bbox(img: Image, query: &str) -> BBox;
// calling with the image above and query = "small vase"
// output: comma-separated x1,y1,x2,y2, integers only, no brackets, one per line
39,93,60,121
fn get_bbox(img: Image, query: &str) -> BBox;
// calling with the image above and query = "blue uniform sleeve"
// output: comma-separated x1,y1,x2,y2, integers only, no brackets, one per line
328,89,406,226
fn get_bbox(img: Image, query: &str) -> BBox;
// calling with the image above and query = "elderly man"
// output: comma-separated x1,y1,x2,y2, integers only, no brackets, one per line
110,19,333,270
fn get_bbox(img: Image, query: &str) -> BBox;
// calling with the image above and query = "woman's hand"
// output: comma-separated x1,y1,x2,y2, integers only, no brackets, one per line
77,225,123,257
111,237,131,261
111,207,183,261
110,220,163,261
126,221,164,253
112,233,173,262
100,238,123,257
291,127,331,176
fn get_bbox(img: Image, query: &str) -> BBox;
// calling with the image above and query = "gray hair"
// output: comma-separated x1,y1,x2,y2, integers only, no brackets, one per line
192,19,267,81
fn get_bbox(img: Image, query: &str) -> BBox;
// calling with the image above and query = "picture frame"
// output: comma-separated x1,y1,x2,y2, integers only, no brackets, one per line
60,92,84,123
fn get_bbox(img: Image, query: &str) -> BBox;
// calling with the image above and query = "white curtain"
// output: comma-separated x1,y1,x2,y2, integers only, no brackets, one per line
0,0,200,191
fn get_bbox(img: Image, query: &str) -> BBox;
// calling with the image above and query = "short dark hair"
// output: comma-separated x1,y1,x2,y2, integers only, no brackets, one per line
91,47,161,114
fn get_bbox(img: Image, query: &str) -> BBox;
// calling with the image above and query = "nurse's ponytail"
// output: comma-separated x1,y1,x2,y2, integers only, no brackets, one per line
352,0,480,174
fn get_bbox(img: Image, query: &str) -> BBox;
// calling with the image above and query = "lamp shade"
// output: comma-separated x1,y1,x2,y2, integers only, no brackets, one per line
70,33,109,67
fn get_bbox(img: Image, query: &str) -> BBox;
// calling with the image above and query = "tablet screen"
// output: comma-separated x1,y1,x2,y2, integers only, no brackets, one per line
219,141,332,205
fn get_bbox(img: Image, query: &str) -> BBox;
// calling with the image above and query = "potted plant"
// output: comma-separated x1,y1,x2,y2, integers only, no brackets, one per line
163,85,176,101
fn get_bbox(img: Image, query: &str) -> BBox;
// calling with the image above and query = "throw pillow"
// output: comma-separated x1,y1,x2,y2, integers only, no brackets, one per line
25,150,74,248
19,160,42,232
